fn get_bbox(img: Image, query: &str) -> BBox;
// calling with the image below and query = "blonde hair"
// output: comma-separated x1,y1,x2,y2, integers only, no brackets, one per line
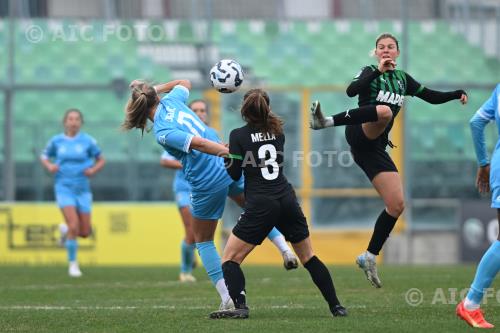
369,32,400,57
122,80,158,135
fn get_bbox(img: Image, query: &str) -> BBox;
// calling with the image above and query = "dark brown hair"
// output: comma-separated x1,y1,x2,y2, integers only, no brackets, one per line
375,33,399,50
63,108,83,124
241,89,283,135
122,80,158,135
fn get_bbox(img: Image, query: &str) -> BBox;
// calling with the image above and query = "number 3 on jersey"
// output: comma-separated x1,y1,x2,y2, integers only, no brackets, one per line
258,144,279,180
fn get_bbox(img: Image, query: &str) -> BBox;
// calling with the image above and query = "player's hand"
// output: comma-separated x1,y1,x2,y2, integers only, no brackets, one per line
475,165,490,194
459,92,468,105
84,167,96,177
47,164,59,173
378,57,396,73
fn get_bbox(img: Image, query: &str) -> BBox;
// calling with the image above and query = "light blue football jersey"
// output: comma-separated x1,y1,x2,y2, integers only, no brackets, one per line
41,132,101,186
471,84,500,187
161,151,191,193
154,85,232,193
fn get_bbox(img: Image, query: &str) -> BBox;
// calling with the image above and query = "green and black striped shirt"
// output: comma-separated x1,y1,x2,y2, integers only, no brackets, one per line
347,65,425,145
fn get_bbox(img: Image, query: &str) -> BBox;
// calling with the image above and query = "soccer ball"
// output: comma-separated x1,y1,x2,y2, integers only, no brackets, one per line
209,59,244,93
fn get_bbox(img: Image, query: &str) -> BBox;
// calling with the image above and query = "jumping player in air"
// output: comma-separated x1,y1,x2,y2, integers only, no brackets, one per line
210,89,347,319
40,109,105,277
456,84,500,329
310,33,468,288
123,80,297,313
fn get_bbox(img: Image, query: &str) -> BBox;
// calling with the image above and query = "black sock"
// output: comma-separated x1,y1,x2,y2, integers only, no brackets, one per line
222,261,246,307
332,105,378,126
367,209,398,255
304,255,340,310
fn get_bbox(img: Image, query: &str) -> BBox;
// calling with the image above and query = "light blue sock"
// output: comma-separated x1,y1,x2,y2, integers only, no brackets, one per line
467,240,500,304
196,241,223,285
267,227,281,241
65,239,78,262
181,240,196,274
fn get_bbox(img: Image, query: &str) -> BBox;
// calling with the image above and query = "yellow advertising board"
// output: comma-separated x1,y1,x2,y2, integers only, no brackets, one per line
0,203,220,265
0,203,373,265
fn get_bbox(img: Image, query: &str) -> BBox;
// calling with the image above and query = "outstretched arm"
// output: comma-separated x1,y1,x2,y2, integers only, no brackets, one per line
154,80,192,94
190,136,229,157
416,87,468,105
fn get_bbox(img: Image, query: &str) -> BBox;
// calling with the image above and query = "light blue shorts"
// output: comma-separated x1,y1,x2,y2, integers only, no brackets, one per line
491,187,500,208
175,191,191,208
55,183,92,213
191,179,244,220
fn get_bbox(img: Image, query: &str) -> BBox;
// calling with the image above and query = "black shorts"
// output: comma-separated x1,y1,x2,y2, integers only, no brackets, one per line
345,124,398,181
232,190,310,246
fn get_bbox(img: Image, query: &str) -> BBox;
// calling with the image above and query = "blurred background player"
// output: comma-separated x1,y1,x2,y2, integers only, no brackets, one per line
40,109,105,277
456,84,500,329
211,89,346,319
311,33,468,288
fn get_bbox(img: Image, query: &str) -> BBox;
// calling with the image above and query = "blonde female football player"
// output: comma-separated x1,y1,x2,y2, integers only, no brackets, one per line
160,99,299,283
124,80,297,314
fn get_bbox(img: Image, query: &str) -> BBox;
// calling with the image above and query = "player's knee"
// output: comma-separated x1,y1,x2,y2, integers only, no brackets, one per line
185,235,196,244
222,252,244,264
387,200,405,217
296,251,314,265
376,105,393,123
292,244,314,265
79,231,91,238
68,225,79,237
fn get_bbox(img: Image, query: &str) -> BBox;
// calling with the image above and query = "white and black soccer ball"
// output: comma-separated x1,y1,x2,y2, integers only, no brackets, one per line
209,59,244,93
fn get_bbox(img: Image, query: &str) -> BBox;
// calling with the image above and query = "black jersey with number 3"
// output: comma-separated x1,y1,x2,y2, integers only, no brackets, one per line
226,124,292,199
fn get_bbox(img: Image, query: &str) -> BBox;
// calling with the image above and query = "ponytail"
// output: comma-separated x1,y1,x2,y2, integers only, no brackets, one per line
241,89,283,136
122,80,158,135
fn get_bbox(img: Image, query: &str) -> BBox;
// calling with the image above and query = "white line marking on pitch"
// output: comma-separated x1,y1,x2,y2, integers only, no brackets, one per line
0,304,366,311
1,280,199,291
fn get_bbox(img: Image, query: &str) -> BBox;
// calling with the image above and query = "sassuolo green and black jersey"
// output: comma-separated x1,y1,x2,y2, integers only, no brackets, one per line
346,65,465,147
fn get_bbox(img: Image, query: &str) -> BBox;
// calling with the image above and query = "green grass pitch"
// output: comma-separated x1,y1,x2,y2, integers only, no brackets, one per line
0,265,497,332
